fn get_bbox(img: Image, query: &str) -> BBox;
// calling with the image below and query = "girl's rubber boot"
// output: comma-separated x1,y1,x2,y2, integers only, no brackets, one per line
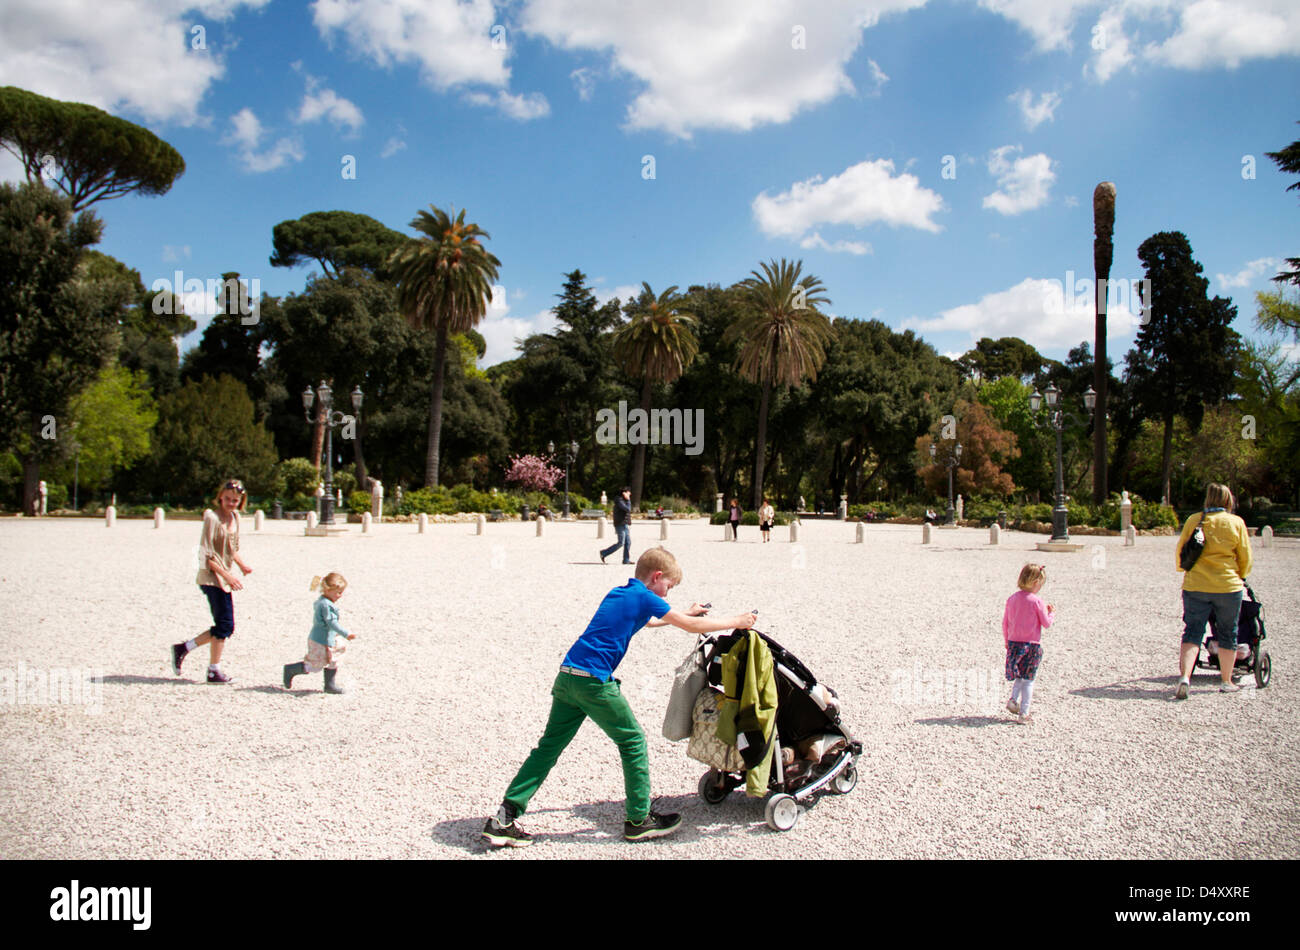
283,662,306,690
324,668,346,694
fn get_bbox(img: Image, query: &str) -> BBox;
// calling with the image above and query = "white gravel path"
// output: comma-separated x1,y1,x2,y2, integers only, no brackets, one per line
1,515,1296,860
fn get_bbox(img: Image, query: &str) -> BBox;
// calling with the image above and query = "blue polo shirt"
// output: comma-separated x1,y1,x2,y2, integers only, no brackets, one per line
561,578,672,681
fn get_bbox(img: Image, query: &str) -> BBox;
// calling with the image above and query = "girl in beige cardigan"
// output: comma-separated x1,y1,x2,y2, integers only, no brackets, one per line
170,480,253,684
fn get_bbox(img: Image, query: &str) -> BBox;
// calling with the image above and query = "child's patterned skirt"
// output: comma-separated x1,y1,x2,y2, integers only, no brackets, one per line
1005,640,1043,681
304,639,346,672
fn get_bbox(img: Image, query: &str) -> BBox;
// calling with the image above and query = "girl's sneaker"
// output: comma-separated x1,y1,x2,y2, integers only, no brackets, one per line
1174,679,1189,700
1219,681,1240,693
206,668,233,684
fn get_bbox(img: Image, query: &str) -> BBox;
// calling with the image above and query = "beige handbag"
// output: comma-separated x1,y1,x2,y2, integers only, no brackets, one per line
687,688,746,771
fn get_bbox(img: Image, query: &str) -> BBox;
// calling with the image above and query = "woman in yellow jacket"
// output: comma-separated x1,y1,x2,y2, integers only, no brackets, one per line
1174,483,1253,698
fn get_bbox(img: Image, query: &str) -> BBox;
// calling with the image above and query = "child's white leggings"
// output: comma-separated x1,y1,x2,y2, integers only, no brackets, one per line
1010,678,1035,715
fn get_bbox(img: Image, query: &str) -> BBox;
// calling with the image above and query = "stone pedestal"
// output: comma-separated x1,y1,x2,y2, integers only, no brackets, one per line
1120,491,1132,534
1035,539,1085,553
715,493,724,513
371,481,384,521
956,494,964,521
837,494,847,520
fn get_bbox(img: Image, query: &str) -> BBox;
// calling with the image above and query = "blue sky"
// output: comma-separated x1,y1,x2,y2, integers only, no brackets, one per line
3,0,1297,369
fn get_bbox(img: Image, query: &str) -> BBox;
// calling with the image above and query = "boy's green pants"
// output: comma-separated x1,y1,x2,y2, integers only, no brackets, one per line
504,671,650,822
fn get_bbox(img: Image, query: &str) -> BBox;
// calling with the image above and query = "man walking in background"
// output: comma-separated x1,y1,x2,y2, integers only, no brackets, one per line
600,487,633,565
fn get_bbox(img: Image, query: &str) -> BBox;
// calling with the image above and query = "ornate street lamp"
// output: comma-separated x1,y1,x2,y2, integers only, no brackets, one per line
1029,383,1096,542
302,381,363,527
548,439,579,518
929,439,963,525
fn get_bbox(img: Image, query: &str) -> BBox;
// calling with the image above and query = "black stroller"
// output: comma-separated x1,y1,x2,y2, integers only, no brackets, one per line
1193,586,1272,688
690,630,863,832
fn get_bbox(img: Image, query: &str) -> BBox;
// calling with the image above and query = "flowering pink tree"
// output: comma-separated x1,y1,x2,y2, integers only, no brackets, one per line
504,454,562,493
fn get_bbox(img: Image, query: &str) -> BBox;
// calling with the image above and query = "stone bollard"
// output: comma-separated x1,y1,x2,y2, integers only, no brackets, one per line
597,516,606,540
417,513,428,534
105,506,116,528
1124,525,1136,546
253,509,263,531
789,520,800,543
362,512,372,533
476,514,485,536
1120,490,1132,534
154,507,166,529
1261,525,1273,548
989,523,1000,545
660,518,669,540
536,515,546,537
722,522,730,542
922,523,931,544
855,522,864,544
306,512,318,530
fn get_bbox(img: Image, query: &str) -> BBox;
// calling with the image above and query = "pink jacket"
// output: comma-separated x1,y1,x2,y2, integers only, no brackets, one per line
1003,590,1053,644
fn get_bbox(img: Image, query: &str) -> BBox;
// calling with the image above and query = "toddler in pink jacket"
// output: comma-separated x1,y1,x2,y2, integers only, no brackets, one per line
1003,563,1055,723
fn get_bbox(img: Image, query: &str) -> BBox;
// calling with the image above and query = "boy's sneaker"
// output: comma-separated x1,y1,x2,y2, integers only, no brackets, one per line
1174,679,1189,700
170,643,188,675
624,810,682,841
482,816,532,848
206,668,233,685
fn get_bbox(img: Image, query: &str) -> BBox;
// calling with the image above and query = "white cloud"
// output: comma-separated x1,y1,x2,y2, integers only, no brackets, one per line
519,0,926,138
982,146,1055,215
478,306,560,367
753,159,946,249
464,89,551,120
1010,88,1061,129
1217,257,1281,289
570,66,596,101
977,0,1088,50
902,276,1140,353
0,1,270,125
296,75,364,134
226,108,304,173
380,136,406,158
800,232,873,255
1143,0,1300,70
311,0,508,89
593,283,642,308
865,58,890,96
1085,6,1134,81
162,245,192,262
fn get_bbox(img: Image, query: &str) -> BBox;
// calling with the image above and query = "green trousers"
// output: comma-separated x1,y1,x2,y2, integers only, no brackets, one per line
504,671,650,822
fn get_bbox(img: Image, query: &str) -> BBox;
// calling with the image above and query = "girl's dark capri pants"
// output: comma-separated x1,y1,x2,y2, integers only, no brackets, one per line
1181,589,1242,649
200,584,235,639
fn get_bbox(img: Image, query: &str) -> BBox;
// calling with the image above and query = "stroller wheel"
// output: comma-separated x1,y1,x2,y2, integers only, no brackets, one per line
830,761,858,795
765,793,800,832
1256,651,1271,689
698,769,728,805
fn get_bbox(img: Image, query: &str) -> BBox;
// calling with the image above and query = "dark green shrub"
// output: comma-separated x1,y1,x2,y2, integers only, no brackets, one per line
279,457,319,498
348,490,371,515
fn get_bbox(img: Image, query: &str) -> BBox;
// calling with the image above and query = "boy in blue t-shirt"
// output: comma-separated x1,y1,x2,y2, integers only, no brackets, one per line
483,546,757,846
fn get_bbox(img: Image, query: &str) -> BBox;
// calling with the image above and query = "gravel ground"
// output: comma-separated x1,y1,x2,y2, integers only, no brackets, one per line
1,515,1296,860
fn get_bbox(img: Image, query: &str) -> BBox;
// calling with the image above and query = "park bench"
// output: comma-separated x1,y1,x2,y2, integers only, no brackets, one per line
487,509,505,521
286,511,311,520
580,508,606,519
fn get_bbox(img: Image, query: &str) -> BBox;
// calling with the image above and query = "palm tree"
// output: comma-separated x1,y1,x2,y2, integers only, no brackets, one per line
729,259,833,509
389,206,500,487
614,283,699,509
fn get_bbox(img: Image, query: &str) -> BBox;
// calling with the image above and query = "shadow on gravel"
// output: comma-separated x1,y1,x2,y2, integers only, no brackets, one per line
97,674,189,687
913,715,1016,727
1069,677,1178,701
434,793,750,853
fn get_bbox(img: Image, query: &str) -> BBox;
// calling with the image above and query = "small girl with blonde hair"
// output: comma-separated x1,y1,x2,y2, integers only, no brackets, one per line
1003,563,1055,723
283,573,358,694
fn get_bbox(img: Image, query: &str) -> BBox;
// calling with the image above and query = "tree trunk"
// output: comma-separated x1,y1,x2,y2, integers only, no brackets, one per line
752,380,772,510
354,414,368,489
20,412,42,515
424,325,450,488
1093,182,1115,504
629,376,652,509
1159,412,1174,505
310,399,326,469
